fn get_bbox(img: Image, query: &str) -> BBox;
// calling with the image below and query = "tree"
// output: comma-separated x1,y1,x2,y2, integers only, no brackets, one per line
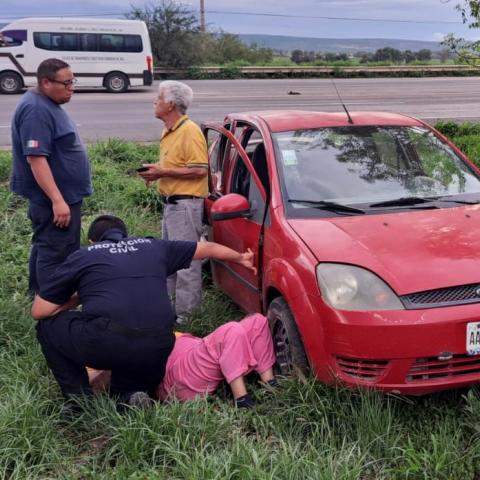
126,0,201,67
416,49,432,61
443,0,480,64
291,49,304,64
403,50,416,63
373,47,403,63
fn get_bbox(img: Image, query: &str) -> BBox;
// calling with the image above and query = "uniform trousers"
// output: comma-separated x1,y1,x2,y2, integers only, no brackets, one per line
28,200,82,295
157,314,276,401
162,198,203,318
36,311,174,399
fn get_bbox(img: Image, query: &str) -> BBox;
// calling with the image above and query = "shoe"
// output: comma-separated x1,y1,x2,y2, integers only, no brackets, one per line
265,378,280,389
127,391,153,409
174,315,189,328
234,393,255,409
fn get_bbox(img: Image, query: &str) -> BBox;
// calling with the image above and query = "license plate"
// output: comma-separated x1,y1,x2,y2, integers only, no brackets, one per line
467,322,480,355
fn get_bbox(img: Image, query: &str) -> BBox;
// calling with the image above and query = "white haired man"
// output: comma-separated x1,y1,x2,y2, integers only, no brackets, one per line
139,81,208,326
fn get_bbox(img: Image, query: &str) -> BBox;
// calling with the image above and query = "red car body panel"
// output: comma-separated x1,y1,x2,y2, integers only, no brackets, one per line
203,110,480,395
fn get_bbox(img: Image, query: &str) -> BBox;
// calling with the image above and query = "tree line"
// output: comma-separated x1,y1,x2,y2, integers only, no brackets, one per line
290,47,455,65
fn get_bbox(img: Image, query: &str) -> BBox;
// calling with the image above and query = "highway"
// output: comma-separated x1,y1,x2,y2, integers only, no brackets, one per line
1,77,480,147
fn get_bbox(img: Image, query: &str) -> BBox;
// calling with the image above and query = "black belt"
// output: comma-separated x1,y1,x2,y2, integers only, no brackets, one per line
107,321,172,338
165,195,201,204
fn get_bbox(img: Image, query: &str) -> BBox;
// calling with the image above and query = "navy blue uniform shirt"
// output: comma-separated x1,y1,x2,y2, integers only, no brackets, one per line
10,89,92,206
39,237,197,330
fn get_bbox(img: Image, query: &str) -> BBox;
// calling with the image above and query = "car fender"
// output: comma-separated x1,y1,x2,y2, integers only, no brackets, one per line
263,257,331,379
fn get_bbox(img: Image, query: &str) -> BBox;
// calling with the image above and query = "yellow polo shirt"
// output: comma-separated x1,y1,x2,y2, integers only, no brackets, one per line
157,115,208,197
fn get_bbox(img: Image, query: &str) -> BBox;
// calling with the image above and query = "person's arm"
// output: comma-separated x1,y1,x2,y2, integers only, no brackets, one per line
27,155,70,228
193,241,257,275
31,293,80,321
138,164,207,181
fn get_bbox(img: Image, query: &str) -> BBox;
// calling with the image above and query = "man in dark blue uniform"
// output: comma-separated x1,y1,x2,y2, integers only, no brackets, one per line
10,58,91,295
31,215,255,407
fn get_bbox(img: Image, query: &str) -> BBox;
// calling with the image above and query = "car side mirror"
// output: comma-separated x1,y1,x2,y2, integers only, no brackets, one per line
211,193,252,221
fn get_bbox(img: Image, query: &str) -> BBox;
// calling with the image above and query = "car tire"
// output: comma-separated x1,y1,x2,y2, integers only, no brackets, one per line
267,296,309,375
104,72,129,93
0,71,23,94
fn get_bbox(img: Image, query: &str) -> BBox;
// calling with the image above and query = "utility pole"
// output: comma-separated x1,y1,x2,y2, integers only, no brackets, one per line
200,0,206,32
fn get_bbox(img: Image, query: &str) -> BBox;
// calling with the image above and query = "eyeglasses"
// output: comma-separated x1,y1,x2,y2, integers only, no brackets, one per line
50,78,78,87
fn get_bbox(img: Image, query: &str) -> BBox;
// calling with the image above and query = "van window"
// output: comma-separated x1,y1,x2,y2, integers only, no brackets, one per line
33,32,143,53
0,29,27,47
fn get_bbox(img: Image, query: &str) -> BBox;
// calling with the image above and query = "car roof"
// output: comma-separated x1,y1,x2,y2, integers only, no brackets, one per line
225,110,425,133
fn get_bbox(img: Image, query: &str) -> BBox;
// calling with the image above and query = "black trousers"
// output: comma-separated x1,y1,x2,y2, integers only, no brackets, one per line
28,200,82,295
36,311,175,399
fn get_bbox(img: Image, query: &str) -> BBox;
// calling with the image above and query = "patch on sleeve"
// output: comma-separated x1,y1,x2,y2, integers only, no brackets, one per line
26,140,39,148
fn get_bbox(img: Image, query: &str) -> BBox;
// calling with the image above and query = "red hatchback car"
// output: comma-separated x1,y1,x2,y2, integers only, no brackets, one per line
202,110,480,395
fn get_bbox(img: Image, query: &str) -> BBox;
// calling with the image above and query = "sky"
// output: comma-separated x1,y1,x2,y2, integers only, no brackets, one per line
1,0,478,42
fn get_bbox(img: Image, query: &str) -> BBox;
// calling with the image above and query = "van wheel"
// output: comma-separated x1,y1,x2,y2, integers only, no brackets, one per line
0,72,23,94
267,296,309,376
104,72,128,93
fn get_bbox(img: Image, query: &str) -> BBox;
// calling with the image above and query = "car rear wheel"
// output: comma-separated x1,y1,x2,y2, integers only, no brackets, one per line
267,296,309,375
0,71,23,94
104,72,129,93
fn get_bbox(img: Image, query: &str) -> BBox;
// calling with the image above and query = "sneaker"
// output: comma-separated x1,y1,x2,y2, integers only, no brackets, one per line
234,393,255,409
174,315,189,328
127,391,153,409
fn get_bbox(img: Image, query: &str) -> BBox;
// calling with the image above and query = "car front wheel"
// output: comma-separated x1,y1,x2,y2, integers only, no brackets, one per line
0,71,23,94
267,296,309,375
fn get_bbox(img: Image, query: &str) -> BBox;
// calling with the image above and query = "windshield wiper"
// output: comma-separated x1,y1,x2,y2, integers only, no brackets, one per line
435,196,480,205
369,196,435,208
288,199,365,215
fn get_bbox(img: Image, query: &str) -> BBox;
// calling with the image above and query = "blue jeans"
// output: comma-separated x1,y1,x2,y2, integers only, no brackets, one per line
28,200,82,295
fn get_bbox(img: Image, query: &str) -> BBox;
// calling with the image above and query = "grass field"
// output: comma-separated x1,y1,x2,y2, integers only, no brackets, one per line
2,125,480,479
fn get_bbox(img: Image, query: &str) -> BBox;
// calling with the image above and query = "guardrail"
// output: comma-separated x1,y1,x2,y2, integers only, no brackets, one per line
153,64,479,78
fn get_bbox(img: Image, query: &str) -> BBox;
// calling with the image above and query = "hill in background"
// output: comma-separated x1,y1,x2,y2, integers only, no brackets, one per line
237,34,444,53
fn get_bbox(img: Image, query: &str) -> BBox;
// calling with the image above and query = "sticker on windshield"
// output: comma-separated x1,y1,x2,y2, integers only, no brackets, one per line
282,150,298,166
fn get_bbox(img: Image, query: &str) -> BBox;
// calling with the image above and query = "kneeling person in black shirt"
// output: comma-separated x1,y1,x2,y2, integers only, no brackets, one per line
31,215,256,408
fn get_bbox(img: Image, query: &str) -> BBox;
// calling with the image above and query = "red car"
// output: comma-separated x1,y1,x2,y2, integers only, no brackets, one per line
202,110,480,395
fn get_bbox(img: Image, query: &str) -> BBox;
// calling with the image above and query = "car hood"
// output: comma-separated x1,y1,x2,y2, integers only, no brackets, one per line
287,205,480,295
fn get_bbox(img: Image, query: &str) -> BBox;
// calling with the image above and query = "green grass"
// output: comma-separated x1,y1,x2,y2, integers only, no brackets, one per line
2,134,480,479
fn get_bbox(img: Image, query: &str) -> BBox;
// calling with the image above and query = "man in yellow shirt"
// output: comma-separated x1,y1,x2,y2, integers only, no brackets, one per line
139,81,208,326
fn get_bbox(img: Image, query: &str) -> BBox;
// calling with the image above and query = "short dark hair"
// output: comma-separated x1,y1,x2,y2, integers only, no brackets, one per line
87,215,128,242
37,58,70,83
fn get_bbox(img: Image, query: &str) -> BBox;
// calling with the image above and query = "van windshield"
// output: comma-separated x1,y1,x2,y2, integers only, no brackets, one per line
0,30,27,47
273,126,480,215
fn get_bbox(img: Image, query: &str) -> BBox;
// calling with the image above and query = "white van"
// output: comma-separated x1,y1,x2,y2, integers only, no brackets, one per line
0,17,153,94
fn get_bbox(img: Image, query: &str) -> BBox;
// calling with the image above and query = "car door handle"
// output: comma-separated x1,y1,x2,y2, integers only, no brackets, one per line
15,54,24,58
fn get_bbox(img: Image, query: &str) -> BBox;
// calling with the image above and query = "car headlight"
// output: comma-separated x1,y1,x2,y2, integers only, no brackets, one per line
316,263,404,311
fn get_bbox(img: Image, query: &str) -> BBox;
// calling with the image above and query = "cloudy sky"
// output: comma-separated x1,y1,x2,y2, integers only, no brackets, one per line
1,0,478,41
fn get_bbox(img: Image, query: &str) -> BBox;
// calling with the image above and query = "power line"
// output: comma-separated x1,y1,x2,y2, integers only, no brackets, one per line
205,10,463,25
0,9,463,25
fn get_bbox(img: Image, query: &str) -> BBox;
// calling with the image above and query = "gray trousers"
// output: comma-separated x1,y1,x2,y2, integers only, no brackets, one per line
162,198,203,318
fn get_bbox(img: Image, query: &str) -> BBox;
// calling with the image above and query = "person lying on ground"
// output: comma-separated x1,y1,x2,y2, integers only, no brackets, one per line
88,313,278,409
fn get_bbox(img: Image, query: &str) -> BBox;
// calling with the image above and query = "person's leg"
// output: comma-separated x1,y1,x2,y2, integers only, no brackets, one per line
36,312,92,398
239,314,276,376
28,201,82,293
163,199,203,322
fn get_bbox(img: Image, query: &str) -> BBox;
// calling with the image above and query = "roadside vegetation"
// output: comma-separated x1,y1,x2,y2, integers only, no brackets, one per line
2,123,480,478
127,1,480,80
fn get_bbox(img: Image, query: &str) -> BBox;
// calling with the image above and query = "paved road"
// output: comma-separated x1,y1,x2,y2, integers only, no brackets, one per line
1,77,480,147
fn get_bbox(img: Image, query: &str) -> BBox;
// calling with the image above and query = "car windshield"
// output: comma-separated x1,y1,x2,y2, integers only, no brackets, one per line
273,126,480,215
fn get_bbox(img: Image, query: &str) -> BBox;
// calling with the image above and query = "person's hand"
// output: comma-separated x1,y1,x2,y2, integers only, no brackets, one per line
239,248,257,275
52,199,71,228
137,164,166,183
